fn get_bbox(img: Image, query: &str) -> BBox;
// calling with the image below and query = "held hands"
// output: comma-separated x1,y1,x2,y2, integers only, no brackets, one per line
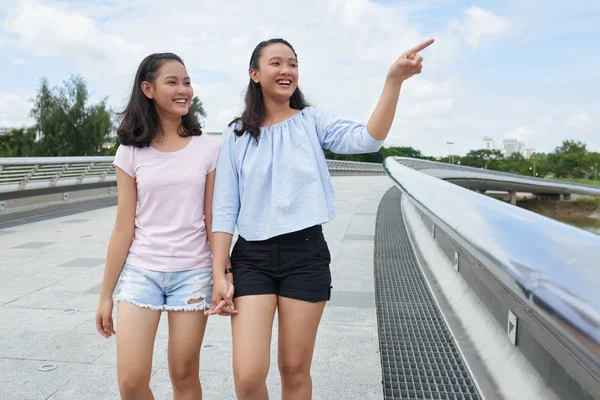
387,39,435,83
205,266,237,317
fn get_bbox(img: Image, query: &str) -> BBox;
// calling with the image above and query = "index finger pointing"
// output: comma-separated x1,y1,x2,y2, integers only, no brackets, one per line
409,38,434,54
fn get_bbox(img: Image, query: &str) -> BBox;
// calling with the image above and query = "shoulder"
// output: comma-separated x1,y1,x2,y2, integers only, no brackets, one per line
301,106,338,134
114,142,137,159
220,122,249,146
195,132,220,150
113,143,138,177
303,106,335,124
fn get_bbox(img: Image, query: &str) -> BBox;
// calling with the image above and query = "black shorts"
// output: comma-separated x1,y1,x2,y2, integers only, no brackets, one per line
230,225,332,302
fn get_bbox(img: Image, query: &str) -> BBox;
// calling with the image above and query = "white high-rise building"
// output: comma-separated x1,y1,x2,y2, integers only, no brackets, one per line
0,126,13,136
482,136,495,150
521,148,536,159
503,139,519,156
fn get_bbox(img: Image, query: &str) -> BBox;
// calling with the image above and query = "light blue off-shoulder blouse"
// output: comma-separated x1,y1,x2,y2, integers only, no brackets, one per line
212,106,384,241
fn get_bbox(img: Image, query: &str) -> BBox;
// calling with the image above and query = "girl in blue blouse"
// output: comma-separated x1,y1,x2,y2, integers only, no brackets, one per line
208,37,434,399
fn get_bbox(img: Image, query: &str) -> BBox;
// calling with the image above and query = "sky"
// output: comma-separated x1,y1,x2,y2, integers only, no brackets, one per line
0,0,598,157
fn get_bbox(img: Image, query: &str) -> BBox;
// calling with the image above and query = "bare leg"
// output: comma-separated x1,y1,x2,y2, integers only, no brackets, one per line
277,297,326,400
116,302,161,400
167,310,209,400
232,295,278,400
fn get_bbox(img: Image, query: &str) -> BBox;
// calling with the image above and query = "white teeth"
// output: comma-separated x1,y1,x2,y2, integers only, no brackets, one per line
174,99,186,103
277,80,291,85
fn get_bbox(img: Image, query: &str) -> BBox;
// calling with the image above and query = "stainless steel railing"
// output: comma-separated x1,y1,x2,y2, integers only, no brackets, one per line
384,156,600,397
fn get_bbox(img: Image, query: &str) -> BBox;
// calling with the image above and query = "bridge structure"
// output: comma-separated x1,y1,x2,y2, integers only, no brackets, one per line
0,156,599,399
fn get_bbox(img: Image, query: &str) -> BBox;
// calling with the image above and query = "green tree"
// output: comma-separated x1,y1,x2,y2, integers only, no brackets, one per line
322,145,428,163
547,140,588,179
583,151,600,181
190,96,207,121
382,146,425,159
526,152,549,178
103,140,119,156
0,127,38,157
30,75,112,156
460,149,504,170
499,153,529,175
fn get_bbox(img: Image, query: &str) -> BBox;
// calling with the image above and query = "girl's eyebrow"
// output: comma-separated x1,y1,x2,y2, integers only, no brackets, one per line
267,56,297,62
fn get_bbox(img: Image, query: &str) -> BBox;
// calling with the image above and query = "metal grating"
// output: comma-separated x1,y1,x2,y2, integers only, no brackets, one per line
374,186,481,400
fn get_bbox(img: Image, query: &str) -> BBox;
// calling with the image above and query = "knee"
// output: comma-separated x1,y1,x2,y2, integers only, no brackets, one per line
279,362,310,387
234,367,268,396
170,363,198,392
118,372,149,398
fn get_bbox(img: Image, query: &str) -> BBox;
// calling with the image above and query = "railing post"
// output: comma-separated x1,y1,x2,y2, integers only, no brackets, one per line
52,163,69,186
100,163,113,182
19,164,39,190
508,191,517,205
77,162,94,184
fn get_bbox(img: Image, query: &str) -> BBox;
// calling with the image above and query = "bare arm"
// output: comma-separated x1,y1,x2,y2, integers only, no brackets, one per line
366,38,434,141
205,132,239,316
100,168,137,300
205,170,235,290
366,77,404,141
211,232,233,275
205,169,215,250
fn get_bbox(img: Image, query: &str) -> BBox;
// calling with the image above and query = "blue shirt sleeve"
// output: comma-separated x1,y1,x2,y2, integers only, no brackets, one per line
212,126,240,235
311,107,385,154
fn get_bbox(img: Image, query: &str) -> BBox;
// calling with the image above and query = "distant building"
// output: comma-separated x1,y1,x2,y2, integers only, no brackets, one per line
521,148,536,159
481,136,494,150
503,139,519,156
102,126,118,149
0,126,14,136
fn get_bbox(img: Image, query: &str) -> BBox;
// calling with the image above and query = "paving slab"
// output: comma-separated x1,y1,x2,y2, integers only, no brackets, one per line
0,176,393,399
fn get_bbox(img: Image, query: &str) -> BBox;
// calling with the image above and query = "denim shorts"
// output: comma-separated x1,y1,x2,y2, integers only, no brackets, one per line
115,264,213,312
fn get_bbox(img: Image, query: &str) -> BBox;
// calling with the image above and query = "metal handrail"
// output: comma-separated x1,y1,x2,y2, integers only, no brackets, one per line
396,157,600,196
384,156,600,393
0,156,383,194
0,157,115,193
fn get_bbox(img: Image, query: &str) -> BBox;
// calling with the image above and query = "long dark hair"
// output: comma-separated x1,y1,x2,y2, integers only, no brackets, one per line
117,53,202,147
230,38,310,142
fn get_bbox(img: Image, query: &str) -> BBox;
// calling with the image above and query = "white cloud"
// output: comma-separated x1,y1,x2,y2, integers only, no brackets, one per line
505,126,534,141
0,0,16,11
0,90,35,127
2,0,145,84
404,76,459,100
0,0,598,157
216,108,239,128
11,57,25,65
452,7,514,49
564,112,591,130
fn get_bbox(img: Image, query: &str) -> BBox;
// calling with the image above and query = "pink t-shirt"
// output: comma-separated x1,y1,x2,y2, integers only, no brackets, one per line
112,134,219,272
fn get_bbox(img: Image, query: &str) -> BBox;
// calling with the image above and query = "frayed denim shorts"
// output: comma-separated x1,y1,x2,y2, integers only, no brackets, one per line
115,264,213,312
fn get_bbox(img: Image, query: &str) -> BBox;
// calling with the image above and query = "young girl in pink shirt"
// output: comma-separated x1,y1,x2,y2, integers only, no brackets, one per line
95,53,221,399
